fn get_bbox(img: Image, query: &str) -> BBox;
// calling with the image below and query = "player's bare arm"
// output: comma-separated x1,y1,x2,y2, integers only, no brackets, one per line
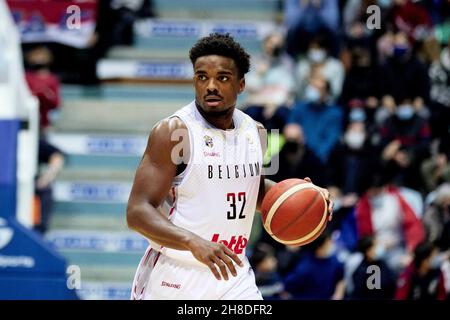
126,117,243,281
254,121,334,220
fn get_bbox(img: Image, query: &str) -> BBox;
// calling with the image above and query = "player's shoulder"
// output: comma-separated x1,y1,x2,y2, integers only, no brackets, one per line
254,120,265,131
151,116,187,137
147,116,189,153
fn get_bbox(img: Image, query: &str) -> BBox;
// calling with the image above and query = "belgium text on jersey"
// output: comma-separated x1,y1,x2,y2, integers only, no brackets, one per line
207,162,261,180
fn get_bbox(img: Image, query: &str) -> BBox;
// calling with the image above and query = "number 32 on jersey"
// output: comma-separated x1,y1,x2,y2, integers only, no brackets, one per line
226,192,246,220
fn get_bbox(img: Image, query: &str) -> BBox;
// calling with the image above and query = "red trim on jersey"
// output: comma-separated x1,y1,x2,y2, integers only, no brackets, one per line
153,251,162,267
168,187,176,218
159,187,178,254
143,248,153,265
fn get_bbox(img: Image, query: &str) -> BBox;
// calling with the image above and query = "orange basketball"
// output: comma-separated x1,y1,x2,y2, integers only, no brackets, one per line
261,178,329,246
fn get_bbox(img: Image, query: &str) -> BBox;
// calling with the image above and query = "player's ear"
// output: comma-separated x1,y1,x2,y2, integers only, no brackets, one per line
238,77,245,94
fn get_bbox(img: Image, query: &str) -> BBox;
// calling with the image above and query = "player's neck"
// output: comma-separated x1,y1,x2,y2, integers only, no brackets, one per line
195,102,235,130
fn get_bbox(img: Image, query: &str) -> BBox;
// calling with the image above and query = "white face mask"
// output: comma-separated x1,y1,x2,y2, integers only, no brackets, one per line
370,194,384,208
396,104,415,120
308,49,326,63
374,245,386,260
344,131,365,149
304,85,321,103
430,255,442,269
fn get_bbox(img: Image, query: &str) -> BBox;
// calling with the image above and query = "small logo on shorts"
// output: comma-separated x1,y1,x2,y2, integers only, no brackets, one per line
161,281,181,289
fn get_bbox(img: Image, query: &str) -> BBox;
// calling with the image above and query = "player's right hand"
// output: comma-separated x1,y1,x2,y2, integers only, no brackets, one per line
187,236,243,281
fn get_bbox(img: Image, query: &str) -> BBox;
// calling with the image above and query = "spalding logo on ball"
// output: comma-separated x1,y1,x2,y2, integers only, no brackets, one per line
261,179,329,246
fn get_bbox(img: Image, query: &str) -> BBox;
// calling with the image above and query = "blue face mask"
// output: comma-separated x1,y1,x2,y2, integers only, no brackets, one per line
308,49,326,64
304,85,321,104
396,104,414,120
393,45,409,59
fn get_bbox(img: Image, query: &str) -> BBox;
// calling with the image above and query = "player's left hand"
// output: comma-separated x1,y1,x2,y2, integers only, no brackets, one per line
304,177,333,221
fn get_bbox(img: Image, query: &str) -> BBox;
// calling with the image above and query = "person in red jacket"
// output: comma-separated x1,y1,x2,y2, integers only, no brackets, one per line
395,241,447,300
24,46,61,131
355,171,425,273
387,0,433,43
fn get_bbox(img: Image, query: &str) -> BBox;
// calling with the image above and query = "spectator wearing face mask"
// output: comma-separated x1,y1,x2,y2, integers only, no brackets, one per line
288,75,343,163
326,110,379,255
328,109,379,198
283,230,346,300
272,123,329,185
378,31,430,113
395,241,447,300
244,32,295,130
349,236,397,300
296,36,345,103
355,171,425,273
379,97,432,191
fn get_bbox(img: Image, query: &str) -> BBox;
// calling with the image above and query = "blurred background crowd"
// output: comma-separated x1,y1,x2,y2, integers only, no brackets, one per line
246,0,450,301
4,0,450,300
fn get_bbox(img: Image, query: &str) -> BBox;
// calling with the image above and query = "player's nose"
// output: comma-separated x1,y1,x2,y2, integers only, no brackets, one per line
206,78,218,92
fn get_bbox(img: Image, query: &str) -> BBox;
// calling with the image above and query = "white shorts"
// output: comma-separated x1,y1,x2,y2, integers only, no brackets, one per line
131,247,262,300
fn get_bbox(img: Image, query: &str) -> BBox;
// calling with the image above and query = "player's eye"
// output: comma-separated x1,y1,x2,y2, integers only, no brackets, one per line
197,75,207,81
219,76,229,82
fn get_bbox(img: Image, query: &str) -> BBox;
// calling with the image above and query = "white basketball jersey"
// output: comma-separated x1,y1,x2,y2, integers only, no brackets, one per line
149,101,263,266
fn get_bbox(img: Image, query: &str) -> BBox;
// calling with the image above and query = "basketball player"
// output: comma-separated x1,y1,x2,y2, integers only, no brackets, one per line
126,33,334,300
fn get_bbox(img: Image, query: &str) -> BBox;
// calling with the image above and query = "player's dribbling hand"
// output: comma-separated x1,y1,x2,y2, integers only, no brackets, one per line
187,236,244,281
304,177,334,221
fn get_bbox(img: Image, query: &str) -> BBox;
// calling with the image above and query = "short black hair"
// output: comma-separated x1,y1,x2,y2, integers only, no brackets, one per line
357,236,374,254
309,34,330,51
305,228,332,253
249,242,275,268
189,33,251,78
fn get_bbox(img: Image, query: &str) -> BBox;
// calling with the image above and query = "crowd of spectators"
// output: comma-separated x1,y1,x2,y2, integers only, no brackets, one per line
246,0,450,300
